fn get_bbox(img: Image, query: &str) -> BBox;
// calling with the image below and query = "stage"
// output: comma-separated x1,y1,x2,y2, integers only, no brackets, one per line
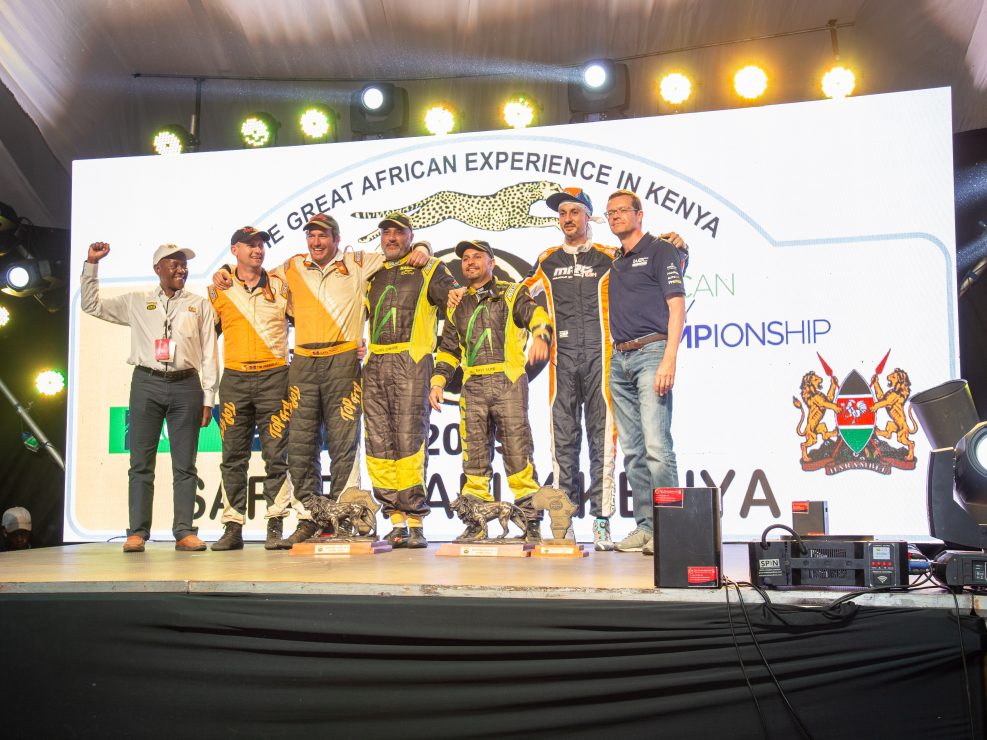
0,540,980,606
1,542,984,739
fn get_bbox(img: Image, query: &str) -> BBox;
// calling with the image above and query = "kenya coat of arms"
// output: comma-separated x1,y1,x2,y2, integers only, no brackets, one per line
792,351,918,474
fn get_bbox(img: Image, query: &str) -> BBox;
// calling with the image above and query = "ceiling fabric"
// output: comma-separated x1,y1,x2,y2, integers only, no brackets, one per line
1,0,986,227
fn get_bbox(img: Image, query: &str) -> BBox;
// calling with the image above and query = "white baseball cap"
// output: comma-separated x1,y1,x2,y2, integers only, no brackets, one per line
152,244,196,267
2,506,31,533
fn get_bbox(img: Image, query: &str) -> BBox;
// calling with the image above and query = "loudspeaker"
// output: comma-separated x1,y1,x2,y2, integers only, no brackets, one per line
792,500,829,536
653,487,721,588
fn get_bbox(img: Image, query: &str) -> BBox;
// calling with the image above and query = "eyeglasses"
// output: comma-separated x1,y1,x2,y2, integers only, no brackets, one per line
604,206,639,218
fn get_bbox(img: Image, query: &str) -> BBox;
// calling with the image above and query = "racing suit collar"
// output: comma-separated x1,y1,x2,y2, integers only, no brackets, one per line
233,267,274,300
302,254,346,275
384,251,414,268
233,267,268,289
468,277,498,296
562,237,592,255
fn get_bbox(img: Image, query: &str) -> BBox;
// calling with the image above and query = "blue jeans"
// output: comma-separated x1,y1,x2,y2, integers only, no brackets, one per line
610,342,678,532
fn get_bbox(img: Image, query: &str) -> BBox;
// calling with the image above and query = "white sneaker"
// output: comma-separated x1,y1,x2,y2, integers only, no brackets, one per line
615,527,651,552
593,518,614,551
642,537,654,556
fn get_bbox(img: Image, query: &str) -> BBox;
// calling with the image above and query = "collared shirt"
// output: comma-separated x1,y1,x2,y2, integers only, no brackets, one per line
608,232,685,344
81,261,219,405
275,250,385,350
208,268,291,372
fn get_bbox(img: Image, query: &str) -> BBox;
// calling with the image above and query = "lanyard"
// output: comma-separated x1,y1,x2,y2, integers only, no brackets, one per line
162,294,181,339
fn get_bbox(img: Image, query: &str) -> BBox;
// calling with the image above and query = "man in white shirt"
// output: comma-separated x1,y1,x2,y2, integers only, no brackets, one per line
82,242,219,553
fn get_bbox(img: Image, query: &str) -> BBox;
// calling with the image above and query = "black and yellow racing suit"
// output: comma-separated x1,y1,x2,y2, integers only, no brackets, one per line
363,254,460,523
431,279,552,518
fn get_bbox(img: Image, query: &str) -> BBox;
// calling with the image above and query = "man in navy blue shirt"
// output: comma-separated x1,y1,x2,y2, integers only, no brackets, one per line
605,189,687,555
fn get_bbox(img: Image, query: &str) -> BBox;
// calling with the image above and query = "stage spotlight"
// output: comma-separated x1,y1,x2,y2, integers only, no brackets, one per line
0,305,9,327
570,60,628,121
351,83,408,139
361,85,388,113
151,124,195,155
299,106,335,141
822,66,856,98
1,259,55,298
503,96,536,129
659,73,692,106
912,380,987,555
734,65,768,100
7,265,29,289
240,113,280,148
35,370,65,397
956,422,987,503
424,105,456,135
581,60,613,91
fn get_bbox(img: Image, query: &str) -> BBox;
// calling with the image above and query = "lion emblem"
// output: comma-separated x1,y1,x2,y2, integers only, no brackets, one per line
792,371,840,461
869,368,918,460
308,497,378,539
351,180,564,242
449,495,528,541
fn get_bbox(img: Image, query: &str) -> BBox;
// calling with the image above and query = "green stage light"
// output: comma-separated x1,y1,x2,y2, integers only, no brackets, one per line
240,113,280,148
152,124,194,155
35,369,65,396
300,106,334,140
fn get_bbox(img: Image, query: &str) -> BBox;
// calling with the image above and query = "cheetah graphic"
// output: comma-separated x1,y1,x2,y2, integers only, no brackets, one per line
351,180,564,242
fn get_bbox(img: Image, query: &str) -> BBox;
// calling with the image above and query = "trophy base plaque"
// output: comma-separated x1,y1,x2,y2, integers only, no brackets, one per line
531,540,588,558
290,540,392,556
436,542,534,558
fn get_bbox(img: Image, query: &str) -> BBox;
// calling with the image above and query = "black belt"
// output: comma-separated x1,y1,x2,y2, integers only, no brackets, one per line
135,365,197,381
614,333,667,352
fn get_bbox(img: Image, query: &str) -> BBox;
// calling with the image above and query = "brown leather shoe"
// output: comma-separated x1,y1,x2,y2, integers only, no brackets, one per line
122,535,145,553
175,534,207,551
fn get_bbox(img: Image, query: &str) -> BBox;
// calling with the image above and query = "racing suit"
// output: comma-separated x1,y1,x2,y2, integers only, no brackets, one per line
208,269,293,526
431,279,552,518
525,242,618,518
275,250,386,515
363,255,461,520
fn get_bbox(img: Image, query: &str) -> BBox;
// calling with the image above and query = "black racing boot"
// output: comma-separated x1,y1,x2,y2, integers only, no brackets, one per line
384,526,409,547
525,519,542,544
211,522,244,551
514,495,541,543
406,527,428,549
276,520,322,550
264,518,284,550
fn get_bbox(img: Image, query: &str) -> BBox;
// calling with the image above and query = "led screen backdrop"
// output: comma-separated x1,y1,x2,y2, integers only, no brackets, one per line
67,87,956,543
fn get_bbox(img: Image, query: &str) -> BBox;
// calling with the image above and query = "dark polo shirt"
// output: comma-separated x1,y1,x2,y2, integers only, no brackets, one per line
608,232,685,344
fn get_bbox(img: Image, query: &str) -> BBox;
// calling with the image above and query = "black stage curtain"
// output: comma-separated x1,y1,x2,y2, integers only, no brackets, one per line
0,225,68,549
1,593,983,739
